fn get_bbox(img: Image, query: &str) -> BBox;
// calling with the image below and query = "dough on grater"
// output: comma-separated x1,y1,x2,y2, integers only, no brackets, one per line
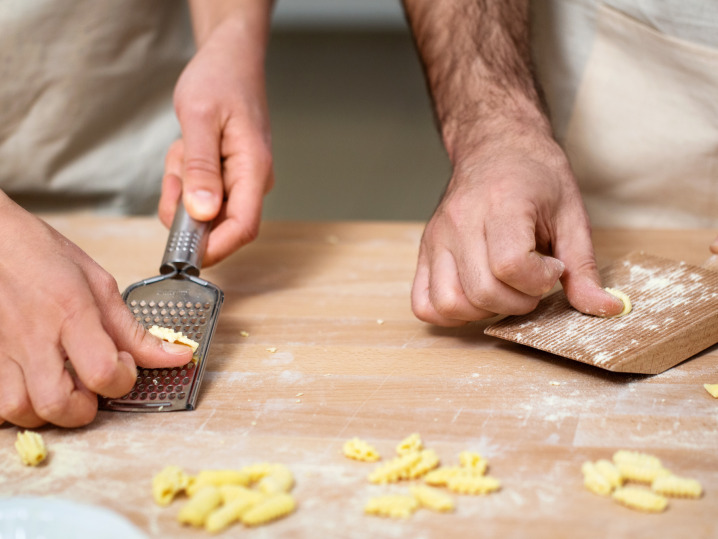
149,325,199,352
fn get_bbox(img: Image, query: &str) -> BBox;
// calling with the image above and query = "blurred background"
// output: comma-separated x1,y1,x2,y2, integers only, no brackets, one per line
263,0,450,221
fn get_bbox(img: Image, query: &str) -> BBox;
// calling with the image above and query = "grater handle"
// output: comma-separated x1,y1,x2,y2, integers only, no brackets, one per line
160,203,211,277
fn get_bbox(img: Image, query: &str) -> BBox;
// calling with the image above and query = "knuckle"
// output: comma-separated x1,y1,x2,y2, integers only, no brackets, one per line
0,395,32,420
184,156,222,181
35,395,69,420
84,360,118,392
432,290,464,319
491,255,525,284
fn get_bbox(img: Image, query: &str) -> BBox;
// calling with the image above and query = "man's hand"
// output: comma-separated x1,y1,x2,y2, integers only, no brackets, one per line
0,195,193,428
403,0,623,325
158,1,274,267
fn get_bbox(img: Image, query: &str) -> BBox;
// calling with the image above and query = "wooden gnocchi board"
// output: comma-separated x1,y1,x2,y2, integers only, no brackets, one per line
485,252,718,374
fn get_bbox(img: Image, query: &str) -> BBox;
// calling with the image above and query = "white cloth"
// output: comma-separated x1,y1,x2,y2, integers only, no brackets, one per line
0,0,194,213
531,0,718,227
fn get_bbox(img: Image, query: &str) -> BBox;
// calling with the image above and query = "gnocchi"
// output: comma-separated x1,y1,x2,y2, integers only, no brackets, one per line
15,431,47,467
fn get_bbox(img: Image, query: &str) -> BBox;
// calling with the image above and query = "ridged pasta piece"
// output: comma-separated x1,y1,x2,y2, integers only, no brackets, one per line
15,431,47,467
241,463,275,483
704,384,718,398
343,438,381,462
241,493,296,526
403,449,440,480
582,462,613,496
257,464,294,495
447,475,501,495
604,288,632,317
152,465,191,506
178,486,222,527
459,451,488,474
594,459,623,489
149,325,199,353
612,487,668,513
219,485,265,505
396,433,423,456
612,450,663,470
205,490,265,533
186,470,251,497
364,495,419,518
424,466,483,487
651,475,703,499
368,452,422,484
410,485,454,512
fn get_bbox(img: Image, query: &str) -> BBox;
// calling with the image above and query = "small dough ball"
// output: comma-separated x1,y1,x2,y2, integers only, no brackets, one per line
604,288,632,317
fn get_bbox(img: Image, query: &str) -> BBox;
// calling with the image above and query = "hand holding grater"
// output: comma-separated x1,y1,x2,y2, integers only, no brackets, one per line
99,205,224,413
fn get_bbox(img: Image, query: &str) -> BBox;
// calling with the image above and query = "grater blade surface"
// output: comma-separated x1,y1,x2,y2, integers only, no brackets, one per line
99,204,223,413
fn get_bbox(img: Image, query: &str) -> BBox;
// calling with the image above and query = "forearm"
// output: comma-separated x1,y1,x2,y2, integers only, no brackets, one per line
188,0,274,49
402,0,551,163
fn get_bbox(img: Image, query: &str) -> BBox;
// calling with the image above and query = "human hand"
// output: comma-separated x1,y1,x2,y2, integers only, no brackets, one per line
159,13,274,267
0,195,193,428
411,125,625,326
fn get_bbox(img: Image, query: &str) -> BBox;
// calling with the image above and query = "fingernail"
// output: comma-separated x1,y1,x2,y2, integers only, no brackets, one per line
545,257,565,277
161,341,191,355
189,189,219,216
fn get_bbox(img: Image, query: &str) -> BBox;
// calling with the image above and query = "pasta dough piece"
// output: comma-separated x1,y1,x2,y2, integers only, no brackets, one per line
594,459,623,489
241,493,296,526
149,325,199,353
186,470,250,497
651,475,703,499
364,495,419,518
178,486,222,527
343,438,381,462
424,466,483,486
604,288,632,317
410,485,454,512
447,475,501,495
582,462,613,496
257,464,294,495
15,431,47,467
612,487,668,513
396,433,423,455
403,449,440,480
205,490,265,533
704,383,718,398
153,465,191,506
458,451,488,474
613,450,669,483
219,485,264,505
368,452,422,484
241,463,275,483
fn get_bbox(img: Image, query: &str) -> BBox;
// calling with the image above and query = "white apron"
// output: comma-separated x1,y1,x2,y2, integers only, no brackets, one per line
532,0,718,227
0,0,194,213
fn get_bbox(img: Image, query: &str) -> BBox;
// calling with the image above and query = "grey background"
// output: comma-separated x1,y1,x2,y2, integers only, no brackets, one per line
263,1,450,221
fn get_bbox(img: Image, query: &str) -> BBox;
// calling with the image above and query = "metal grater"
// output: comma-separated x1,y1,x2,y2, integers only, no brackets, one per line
99,205,224,412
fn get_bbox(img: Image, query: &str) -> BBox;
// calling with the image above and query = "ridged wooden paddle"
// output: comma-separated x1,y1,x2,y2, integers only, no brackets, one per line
484,252,718,374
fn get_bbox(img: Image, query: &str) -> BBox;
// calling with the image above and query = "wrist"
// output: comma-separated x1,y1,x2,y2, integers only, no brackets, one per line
189,1,273,49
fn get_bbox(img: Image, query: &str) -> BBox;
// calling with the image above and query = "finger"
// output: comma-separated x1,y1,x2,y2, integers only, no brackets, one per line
0,357,45,428
554,211,624,317
103,294,193,369
158,140,184,228
428,248,496,323
412,244,470,327
453,231,541,315
485,203,565,296
61,303,136,399
23,347,97,428
202,144,273,267
710,235,718,254
178,107,224,221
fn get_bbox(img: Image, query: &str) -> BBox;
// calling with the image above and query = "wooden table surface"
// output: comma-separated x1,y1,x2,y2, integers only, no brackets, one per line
1,216,717,539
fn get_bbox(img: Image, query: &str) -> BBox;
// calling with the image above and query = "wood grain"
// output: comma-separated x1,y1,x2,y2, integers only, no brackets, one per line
486,252,718,374
0,219,716,539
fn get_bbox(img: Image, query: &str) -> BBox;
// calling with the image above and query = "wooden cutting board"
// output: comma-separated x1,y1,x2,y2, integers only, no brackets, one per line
485,251,718,374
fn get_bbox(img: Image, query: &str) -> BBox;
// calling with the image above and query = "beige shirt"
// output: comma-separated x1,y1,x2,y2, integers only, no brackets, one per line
532,1,718,227
0,0,194,213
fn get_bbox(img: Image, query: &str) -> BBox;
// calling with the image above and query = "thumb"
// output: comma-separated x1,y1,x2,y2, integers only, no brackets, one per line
555,216,624,317
105,294,194,369
179,108,224,222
